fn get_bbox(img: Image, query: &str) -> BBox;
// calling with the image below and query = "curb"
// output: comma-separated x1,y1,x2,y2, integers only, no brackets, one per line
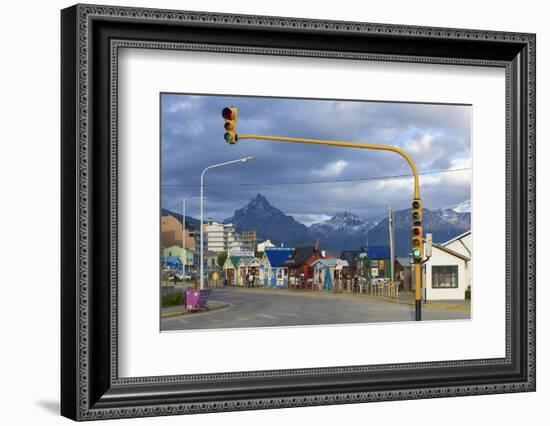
161,302,230,318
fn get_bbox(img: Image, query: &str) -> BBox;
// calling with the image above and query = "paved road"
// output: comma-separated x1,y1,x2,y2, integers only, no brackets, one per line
161,288,470,331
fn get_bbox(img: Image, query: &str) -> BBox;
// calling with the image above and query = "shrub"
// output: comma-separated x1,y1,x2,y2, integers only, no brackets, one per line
162,292,184,307
465,285,471,300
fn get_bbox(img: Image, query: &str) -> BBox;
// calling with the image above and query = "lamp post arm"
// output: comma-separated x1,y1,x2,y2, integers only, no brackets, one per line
199,158,253,290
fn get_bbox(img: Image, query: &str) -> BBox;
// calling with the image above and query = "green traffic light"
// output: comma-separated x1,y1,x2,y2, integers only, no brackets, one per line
224,133,233,141
413,249,421,257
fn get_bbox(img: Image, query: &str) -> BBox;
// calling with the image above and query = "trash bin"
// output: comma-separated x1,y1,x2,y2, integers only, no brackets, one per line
185,288,212,312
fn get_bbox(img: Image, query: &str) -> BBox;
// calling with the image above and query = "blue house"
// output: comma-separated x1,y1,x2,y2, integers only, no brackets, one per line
259,247,294,288
162,255,183,273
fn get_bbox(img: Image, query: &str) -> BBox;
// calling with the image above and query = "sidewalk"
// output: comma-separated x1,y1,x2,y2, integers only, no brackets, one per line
395,291,471,311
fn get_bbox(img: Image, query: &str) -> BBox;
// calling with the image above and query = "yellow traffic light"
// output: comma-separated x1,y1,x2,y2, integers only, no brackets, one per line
222,107,238,144
412,198,423,262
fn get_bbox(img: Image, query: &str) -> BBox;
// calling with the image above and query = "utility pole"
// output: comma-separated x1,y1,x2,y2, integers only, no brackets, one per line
388,206,395,282
222,106,424,320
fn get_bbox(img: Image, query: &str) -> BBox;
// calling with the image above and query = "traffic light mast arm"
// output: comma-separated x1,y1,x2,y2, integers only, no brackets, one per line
236,134,420,199
234,131,424,321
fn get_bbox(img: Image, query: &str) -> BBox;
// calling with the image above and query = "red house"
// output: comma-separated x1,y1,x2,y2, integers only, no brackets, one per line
285,246,324,289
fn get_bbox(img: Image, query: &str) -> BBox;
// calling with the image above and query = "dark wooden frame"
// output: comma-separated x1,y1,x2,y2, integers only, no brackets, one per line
61,4,536,421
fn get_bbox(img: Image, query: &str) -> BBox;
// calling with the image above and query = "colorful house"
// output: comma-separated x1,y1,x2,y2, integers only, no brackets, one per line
311,258,349,291
285,246,324,289
339,250,360,281
357,246,391,280
222,255,244,286
162,245,194,271
259,247,294,288
161,255,183,273
237,257,260,286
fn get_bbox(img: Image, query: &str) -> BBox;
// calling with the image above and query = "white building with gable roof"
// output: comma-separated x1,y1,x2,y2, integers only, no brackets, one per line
425,231,472,301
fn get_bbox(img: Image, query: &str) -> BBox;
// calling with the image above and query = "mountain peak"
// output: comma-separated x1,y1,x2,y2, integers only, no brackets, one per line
229,194,313,245
332,211,361,221
310,211,367,234
251,193,269,204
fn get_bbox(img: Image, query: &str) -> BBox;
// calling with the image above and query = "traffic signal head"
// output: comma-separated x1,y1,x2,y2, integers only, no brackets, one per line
222,107,238,144
411,198,423,262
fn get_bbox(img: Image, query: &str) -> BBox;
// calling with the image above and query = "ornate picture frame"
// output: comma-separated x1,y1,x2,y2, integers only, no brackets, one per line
61,4,535,420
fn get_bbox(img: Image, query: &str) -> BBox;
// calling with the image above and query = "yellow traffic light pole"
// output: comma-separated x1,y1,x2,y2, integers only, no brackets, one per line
234,133,424,321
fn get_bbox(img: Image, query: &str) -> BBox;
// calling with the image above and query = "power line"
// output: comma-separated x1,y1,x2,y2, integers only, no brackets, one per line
161,167,470,188
162,189,248,217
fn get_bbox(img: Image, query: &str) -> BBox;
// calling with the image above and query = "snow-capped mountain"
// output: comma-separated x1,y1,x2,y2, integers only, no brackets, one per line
452,200,471,213
310,211,366,233
366,207,470,256
309,212,374,251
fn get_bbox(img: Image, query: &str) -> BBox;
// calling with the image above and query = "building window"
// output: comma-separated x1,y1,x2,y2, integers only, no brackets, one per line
432,265,459,288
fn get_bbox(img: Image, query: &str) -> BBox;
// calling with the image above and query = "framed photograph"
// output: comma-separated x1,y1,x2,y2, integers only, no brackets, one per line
61,4,536,421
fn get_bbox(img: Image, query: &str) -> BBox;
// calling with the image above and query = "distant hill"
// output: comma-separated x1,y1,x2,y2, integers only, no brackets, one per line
364,208,471,257
161,208,201,231
163,195,470,256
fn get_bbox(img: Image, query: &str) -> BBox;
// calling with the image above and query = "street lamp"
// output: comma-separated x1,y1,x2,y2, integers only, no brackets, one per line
181,196,205,273
199,157,254,289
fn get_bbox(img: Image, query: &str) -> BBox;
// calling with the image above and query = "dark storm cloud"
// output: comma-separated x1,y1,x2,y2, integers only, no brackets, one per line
161,94,471,223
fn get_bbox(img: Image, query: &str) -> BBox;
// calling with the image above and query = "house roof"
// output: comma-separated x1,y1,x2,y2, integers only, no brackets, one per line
284,246,317,268
363,246,391,259
238,257,258,267
340,250,360,267
442,230,471,246
264,247,295,268
312,258,349,268
225,256,244,268
432,243,471,261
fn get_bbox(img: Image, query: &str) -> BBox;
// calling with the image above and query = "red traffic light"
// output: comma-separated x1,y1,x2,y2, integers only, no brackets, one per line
413,228,421,236
222,107,235,120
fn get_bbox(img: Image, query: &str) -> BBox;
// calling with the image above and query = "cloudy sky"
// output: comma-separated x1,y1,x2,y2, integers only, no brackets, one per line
161,94,471,225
